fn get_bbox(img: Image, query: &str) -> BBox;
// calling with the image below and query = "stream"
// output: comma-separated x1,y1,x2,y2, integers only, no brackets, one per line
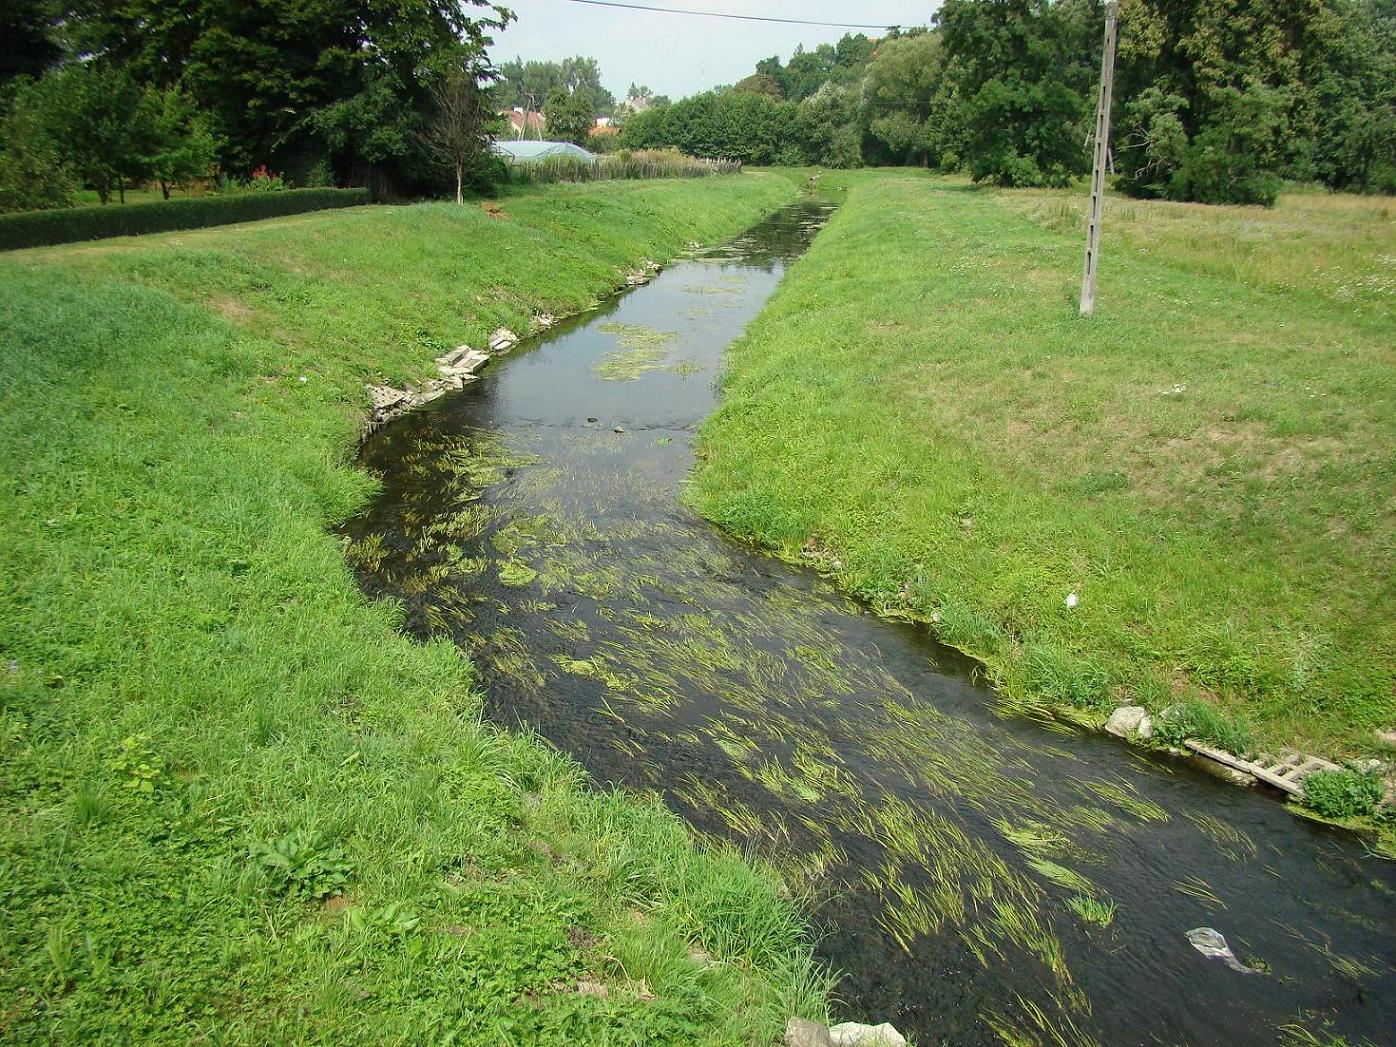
340,199,1396,1045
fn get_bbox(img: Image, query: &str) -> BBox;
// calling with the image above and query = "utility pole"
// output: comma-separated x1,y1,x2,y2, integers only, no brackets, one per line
1080,0,1120,317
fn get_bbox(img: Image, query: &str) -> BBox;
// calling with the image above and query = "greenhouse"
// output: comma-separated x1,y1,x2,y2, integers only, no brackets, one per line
493,140,597,164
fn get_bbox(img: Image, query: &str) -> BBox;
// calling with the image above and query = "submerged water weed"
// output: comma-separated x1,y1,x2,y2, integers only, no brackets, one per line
1074,777,1169,824
995,818,1074,859
1184,811,1259,860
1173,875,1225,908
1027,858,1094,895
555,655,639,696
1066,895,1117,928
986,991,1099,1047
497,559,538,587
325,186,1396,1042
594,323,680,381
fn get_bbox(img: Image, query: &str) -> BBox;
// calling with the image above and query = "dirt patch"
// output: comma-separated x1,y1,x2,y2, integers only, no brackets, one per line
209,295,255,323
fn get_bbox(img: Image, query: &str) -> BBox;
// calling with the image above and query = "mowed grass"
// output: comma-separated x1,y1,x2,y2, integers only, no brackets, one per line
0,173,834,1043
691,170,1395,761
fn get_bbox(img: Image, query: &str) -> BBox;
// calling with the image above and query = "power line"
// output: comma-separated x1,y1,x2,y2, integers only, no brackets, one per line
557,0,900,31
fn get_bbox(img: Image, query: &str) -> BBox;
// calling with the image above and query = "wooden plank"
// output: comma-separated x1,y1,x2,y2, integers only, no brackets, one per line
1184,740,1303,795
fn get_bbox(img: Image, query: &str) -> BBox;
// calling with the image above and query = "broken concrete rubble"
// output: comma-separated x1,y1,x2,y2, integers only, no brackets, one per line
364,342,494,431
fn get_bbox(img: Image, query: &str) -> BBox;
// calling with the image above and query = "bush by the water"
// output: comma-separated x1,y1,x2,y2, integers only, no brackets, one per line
1151,701,1256,759
1302,769,1385,819
508,148,740,185
0,187,369,250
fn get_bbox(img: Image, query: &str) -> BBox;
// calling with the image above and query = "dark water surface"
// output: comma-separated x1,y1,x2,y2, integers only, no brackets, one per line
341,200,1396,1045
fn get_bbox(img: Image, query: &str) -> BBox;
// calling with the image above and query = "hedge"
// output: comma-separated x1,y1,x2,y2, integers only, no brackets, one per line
0,188,371,250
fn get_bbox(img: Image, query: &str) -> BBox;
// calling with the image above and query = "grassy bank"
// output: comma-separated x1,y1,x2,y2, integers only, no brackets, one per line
0,174,831,1042
691,171,1395,769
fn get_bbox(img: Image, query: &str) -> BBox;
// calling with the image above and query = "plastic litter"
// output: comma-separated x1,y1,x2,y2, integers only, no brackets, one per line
1186,927,1259,974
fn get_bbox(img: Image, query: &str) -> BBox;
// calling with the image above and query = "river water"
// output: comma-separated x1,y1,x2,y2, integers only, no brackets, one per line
340,199,1395,1045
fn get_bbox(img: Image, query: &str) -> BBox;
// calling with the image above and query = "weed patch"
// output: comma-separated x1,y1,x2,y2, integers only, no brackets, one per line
1302,770,1384,820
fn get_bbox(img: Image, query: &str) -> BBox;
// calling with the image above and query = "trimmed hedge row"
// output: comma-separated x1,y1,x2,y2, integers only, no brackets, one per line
0,188,371,250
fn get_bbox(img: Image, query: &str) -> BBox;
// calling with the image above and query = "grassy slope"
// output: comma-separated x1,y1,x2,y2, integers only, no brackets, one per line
691,170,1395,763
0,174,832,1044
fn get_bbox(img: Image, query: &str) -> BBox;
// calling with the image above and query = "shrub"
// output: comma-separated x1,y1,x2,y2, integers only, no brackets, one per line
0,187,369,250
1301,769,1384,820
1152,700,1256,758
507,148,739,185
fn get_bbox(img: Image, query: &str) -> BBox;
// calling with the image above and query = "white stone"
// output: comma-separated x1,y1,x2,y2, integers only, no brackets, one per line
488,327,518,352
785,1018,834,1047
1105,705,1152,740
828,1022,907,1047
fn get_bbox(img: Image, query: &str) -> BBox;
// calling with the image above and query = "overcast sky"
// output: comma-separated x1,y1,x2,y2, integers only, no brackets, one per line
488,0,940,100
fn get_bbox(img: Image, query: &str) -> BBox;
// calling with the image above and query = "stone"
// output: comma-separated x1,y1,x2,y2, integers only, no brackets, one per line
1105,705,1152,740
785,1018,834,1047
828,1021,907,1047
488,327,518,353
436,346,489,377
1376,729,1396,747
367,384,408,411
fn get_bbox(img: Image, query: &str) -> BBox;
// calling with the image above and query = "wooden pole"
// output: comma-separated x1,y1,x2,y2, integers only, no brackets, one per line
1080,0,1120,317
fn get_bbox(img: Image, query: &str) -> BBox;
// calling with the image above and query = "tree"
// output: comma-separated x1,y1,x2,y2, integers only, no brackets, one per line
544,88,595,146
0,79,74,212
937,0,1096,187
0,0,61,86
36,62,150,204
139,85,220,198
862,31,959,167
62,0,511,187
498,56,613,119
425,69,494,203
732,73,784,99
797,83,863,168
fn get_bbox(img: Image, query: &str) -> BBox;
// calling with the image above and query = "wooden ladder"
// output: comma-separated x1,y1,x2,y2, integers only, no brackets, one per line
1183,742,1339,797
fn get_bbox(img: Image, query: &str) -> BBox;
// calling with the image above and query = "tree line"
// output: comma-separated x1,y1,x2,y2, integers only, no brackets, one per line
621,0,1396,205
0,0,512,213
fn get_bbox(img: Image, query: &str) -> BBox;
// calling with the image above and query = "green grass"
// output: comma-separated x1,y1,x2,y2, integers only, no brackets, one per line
690,170,1396,767
0,173,834,1042
1151,699,1257,758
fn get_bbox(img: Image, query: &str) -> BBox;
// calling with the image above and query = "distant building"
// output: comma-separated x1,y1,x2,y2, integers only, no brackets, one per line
503,107,546,139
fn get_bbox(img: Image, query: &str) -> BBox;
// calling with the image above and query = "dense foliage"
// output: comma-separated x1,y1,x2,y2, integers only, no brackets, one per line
498,56,614,118
619,1,1396,203
0,188,369,250
0,0,511,212
1302,769,1385,818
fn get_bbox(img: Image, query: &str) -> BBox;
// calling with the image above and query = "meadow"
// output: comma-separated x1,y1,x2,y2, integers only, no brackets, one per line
692,171,1395,767
0,173,834,1042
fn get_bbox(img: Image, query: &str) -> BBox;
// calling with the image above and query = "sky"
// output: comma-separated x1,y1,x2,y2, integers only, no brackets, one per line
488,0,940,101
